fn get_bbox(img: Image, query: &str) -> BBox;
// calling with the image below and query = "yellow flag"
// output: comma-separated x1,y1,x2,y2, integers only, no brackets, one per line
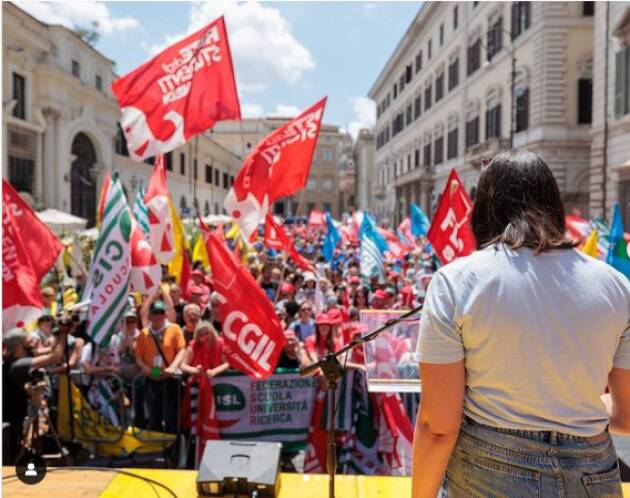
167,199,188,282
192,233,210,269
224,222,251,265
582,228,598,258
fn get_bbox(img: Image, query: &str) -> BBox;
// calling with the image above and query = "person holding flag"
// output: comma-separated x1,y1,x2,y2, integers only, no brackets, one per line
412,150,630,498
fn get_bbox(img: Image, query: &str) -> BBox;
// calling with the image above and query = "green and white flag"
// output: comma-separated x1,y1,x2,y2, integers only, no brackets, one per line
133,186,150,237
85,175,132,346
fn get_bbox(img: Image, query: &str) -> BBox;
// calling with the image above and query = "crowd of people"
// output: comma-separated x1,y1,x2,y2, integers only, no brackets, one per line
2,223,435,468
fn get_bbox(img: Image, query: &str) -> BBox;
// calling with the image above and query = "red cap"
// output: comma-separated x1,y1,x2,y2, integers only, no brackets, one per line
191,269,205,277
280,283,295,294
349,276,361,284
372,289,388,300
401,285,415,295
315,313,334,325
327,309,344,324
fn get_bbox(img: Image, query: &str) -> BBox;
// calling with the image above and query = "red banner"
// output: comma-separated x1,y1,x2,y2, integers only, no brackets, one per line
112,16,240,161
263,214,314,271
427,169,475,264
204,232,286,379
224,97,327,241
3,179,63,330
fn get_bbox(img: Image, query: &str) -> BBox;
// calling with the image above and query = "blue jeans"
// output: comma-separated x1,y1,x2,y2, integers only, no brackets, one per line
445,417,623,498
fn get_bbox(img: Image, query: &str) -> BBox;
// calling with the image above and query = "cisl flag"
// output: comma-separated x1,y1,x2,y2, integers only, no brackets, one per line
225,97,327,242
427,169,475,264
84,175,132,346
112,16,240,161
144,155,175,264
129,215,162,296
204,231,286,379
2,179,63,330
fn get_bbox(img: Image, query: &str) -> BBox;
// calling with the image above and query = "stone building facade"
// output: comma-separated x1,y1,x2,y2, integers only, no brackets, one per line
369,1,595,224
211,118,351,219
3,2,241,226
589,2,630,228
353,128,376,212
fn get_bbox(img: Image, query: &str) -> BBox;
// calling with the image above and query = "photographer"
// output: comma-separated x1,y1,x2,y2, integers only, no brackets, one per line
2,328,63,464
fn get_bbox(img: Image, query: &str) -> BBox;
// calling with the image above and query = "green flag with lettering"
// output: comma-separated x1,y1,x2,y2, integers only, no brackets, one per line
84,174,132,346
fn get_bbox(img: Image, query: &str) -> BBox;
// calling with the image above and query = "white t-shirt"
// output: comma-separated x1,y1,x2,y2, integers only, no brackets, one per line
415,245,630,437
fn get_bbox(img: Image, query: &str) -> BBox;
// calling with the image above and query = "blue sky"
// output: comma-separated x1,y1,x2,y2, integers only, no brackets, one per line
16,1,420,137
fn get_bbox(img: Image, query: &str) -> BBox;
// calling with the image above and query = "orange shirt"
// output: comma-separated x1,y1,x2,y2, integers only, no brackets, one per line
134,323,185,368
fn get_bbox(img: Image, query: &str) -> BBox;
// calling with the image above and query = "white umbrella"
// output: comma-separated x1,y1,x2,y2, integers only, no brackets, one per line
203,214,233,225
36,209,88,233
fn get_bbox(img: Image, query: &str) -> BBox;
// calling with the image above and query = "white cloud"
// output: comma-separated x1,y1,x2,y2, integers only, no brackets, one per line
241,103,264,118
269,104,301,118
347,96,376,140
15,1,140,34
148,1,315,92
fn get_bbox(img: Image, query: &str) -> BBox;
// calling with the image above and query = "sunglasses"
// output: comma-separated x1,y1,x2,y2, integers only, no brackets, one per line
151,310,166,316
125,318,137,324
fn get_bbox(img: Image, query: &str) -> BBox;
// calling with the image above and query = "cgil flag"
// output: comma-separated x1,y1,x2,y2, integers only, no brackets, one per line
2,179,63,331
225,97,327,242
144,155,175,264
607,203,630,279
129,214,162,296
133,186,150,237
111,16,240,161
84,175,132,346
204,231,286,379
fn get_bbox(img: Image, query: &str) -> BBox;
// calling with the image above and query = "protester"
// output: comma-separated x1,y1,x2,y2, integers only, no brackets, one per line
181,304,202,344
178,321,229,378
276,330,310,370
289,302,316,342
134,301,186,433
169,284,187,326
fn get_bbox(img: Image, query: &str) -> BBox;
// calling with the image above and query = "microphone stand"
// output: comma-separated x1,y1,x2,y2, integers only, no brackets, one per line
299,304,422,498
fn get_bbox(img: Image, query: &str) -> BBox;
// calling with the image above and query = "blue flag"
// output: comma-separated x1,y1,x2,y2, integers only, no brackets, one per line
607,203,630,279
359,212,388,254
411,203,430,237
323,211,341,262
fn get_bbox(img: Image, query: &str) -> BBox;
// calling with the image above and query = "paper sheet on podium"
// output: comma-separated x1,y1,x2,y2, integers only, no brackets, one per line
359,309,421,393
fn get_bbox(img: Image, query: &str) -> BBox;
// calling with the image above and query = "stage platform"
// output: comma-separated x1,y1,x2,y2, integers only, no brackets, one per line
3,467,630,497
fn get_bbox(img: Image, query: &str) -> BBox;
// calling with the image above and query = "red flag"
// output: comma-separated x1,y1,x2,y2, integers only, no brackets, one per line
308,209,326,227
144,155,175,264
3,179,63,330
263,214,313,271
225,97,327,241
427,169,475,264
303,391,327,473
204,232,286,378
397,217,415,247
378,227,410,260
96,172,111,227
112,16,240,161
129,215,162,296
180,246,192,301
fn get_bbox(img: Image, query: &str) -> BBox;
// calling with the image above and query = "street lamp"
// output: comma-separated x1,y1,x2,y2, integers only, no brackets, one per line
482,27,517,149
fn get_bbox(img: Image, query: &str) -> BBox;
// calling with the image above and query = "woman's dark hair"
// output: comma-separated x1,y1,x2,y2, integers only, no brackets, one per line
471,150,578,253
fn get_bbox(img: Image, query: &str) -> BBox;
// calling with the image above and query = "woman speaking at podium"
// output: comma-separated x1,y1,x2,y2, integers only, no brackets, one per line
412,150,630,498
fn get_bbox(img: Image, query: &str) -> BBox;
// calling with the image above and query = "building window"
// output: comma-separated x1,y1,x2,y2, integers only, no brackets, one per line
165,151,173,171
424,84,433,111
448,58,459,91
223,172,229,189
415,50,423,73
205,164,213,183
307,179,316,191
516,88,529,132
194,159,198,180
578,78,593,124
415,148,420,168
512,2,531,40
399,72,406,93
487,17,504,60
583,2,594,16
180,196,187,212
453,5,459,30
466,117,480,148
393,82,398,99
423,142,432,168
439,24,445,46
114,123,129,156
435,73,445,102
467,38,481,76
12,73,26,120
485,103,502,139
322,179,333,192
95,75,102,91
447,128,458,159
414,95,422,119
180,152,186,175
72,60,80,78
434,136,444,165
204,201,210,216
406,63,413,83
406,104,413,125
615,47,630,117
323,148,333,162
214,169,220,186
230,175,234,186
428,39,432,60
9,157,35,194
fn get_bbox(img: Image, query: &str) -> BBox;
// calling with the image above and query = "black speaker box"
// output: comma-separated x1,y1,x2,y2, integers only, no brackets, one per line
196,440,282,497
